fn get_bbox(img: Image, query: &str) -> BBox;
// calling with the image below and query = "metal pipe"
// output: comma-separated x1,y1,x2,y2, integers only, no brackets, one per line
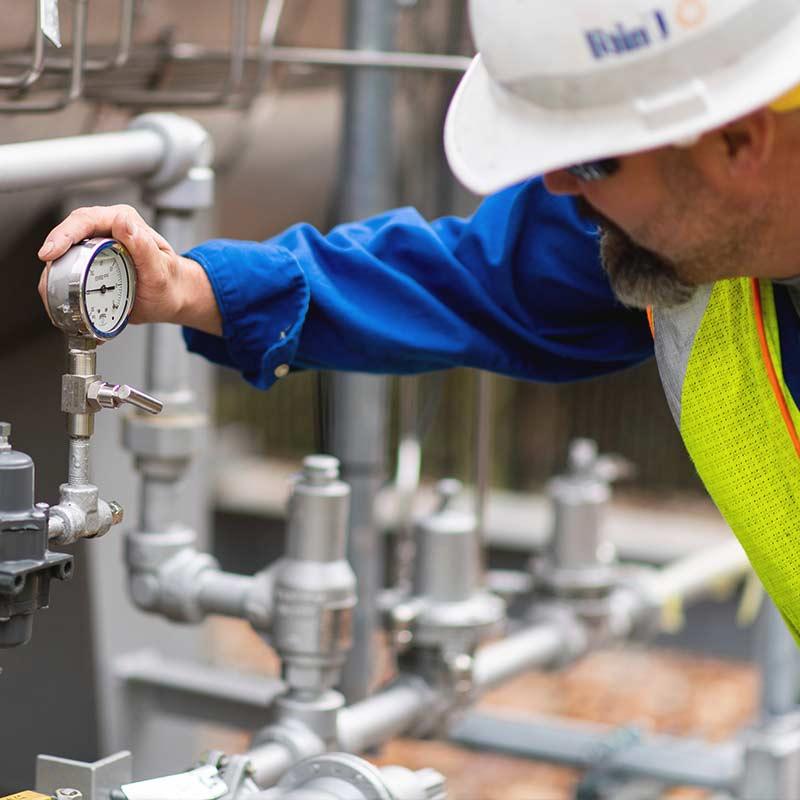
171,43,473,74
474,371,493,573
757,599,800,718
643,537,750,609
472,622,578,693
333,0,397,704
450,712,742,792
198,570,263,621
0,128,163,191
67,438,91,486
337,679,435,754
247,743,298,788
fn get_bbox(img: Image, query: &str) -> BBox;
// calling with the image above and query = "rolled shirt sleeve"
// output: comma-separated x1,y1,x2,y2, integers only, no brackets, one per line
183,178,653,389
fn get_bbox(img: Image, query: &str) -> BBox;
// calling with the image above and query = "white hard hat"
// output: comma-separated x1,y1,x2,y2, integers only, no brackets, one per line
445,0,800,195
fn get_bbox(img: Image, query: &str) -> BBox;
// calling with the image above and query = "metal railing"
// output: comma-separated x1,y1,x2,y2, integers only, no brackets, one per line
0,0,470,113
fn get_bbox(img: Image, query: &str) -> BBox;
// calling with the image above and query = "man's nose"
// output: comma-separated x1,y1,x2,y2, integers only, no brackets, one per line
542,170,582,196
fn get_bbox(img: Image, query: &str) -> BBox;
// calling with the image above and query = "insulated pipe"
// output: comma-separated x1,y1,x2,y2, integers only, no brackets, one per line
0,129,163,191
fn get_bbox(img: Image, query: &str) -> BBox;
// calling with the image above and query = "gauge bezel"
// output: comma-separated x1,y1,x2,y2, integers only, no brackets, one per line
46,238,137,341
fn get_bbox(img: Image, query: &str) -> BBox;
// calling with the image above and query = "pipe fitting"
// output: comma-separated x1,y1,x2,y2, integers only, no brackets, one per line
127,113,213,191
259,754,447,800
125,528,275,627
48,487,117,546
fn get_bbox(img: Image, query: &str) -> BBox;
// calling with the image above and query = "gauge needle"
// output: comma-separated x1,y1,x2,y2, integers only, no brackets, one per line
85,285,117,294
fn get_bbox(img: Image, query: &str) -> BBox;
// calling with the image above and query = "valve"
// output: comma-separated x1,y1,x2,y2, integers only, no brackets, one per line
0,422,73,648
531,439,634,625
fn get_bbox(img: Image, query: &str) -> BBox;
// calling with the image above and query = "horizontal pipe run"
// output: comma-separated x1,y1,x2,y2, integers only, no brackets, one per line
451,712,742,791
0,128,164,192
198,570,262,622
472,622,579,693
644,537,750,609
170,43,472,74
337,679,435,754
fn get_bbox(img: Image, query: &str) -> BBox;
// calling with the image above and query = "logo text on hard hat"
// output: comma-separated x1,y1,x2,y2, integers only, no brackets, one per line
585,11,669,60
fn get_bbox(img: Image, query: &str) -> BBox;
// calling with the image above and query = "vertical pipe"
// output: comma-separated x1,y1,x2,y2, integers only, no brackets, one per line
139,210,199,534
757,599,799,718
331,0,397,703
474,371,493,575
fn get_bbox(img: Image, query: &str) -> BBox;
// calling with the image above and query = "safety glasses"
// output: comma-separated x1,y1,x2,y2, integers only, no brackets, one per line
565,158,621,182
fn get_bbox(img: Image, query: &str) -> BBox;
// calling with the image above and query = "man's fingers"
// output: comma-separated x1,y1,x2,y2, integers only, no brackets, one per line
109,209,163,275
37,205,149,262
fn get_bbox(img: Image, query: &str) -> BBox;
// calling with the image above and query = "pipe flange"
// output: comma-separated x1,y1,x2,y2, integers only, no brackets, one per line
277,753,394,800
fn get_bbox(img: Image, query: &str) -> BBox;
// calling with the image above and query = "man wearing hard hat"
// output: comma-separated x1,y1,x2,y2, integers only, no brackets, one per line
37,1,800,638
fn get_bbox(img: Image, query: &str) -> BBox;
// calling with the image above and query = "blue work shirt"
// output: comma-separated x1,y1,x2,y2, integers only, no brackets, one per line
183,178,656,390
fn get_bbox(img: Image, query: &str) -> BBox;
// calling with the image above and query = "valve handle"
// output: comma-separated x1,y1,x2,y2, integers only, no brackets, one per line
88,381,163,415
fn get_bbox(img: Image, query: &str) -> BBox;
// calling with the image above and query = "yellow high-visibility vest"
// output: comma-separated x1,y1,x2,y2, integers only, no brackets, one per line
653,278,800,641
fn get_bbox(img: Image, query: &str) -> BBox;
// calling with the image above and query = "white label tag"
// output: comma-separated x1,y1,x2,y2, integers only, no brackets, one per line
39,0,62,48
121,766,228,800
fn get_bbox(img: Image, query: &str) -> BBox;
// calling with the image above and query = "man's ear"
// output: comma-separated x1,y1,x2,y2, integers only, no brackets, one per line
717,109,776,177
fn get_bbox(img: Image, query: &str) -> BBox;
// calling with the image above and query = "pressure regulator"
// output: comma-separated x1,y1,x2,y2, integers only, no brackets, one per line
45,237,136,341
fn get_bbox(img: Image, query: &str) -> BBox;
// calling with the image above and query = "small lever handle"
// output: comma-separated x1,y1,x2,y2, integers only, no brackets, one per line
87,381,163,415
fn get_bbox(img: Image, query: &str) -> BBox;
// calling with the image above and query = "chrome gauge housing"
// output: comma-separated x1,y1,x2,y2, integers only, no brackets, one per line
45,238,136,341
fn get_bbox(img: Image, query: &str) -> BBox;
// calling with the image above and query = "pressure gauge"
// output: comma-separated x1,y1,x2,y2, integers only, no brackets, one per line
46,238,136,341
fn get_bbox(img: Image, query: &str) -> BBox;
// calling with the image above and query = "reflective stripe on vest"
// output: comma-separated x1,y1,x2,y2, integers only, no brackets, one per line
652,278,800,641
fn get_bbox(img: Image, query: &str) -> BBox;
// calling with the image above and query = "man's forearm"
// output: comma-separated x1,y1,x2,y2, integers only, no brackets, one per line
172,255,223,336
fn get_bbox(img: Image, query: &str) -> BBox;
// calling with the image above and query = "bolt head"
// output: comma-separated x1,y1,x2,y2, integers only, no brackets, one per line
109,501,124,525
56,790,83,800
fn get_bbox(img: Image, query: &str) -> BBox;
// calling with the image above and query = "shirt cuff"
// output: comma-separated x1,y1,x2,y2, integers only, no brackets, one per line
181,239,310,389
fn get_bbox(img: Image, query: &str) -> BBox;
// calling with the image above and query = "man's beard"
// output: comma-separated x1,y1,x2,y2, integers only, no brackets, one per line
574,198,696,310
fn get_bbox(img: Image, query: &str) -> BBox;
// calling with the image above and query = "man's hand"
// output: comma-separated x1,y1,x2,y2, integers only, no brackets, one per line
38,204,222,335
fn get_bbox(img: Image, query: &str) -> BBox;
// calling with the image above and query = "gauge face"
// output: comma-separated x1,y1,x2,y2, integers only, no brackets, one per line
82,245,135,337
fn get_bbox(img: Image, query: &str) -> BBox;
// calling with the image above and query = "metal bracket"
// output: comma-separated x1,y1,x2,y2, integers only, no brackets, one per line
36,752,133,800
